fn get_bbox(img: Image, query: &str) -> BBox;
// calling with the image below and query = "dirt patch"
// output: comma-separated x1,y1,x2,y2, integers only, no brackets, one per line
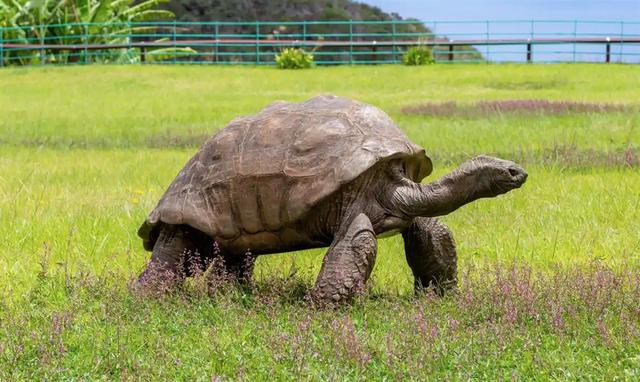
402,99,633,117
485,79,568,90
432,146,639,169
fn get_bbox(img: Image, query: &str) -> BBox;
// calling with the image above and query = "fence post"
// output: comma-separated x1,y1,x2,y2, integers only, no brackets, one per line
214,23,219,64
255,21,260,65
530,20,535,40
573,20,577,63
127,21,133,64
39,26,45,66
485,20,490,63
448,44,454,61
528,20,534,63
349,20,353,64
172,21,177,64
303,20,307,41
0,26,4,68
432,21,438,63
83,23,89,65
605,37,611,63
391,21,397,63
372,42,378,64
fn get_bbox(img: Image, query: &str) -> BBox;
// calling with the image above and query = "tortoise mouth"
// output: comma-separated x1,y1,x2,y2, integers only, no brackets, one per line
507,166,528,187
508,179,525,189
494,170,527,193
505,175,527,188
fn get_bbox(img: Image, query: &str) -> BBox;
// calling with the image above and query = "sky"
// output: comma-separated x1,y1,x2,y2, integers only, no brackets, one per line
364,1,640,21
363,0,640,62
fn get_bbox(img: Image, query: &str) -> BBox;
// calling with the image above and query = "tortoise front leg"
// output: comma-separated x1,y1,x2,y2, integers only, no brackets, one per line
311,214,377,304
138,225,197,292
138,225,205,291
222,252,256,284
402,217,457,296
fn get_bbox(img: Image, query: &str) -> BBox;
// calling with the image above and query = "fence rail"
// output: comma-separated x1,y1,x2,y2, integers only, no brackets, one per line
1,19,639,67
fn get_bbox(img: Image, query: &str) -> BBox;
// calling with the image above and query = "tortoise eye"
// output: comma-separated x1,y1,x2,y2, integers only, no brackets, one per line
398,162,406,176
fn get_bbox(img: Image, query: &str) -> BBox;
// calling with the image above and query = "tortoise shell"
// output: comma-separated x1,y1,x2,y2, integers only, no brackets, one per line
139,95,432,250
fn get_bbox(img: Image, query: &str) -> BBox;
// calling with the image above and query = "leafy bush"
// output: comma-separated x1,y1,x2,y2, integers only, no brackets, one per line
402,46,435,66
275,48,313,69
0,0,173,65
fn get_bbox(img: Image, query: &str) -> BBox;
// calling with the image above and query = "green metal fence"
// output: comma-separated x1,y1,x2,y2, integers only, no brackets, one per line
1,19,639,67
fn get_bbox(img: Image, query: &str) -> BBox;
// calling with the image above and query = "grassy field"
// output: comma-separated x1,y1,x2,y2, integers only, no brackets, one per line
0,64,639,380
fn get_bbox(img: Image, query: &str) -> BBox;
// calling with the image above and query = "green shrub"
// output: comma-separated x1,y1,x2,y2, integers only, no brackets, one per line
402,46,435,66
0,0,174,66
275,48,313,69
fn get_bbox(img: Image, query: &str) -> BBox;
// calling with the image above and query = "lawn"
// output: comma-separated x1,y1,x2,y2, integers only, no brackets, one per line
0,64,638,380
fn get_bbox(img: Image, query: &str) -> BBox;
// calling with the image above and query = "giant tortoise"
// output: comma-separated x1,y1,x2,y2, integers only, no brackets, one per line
138,95,527,302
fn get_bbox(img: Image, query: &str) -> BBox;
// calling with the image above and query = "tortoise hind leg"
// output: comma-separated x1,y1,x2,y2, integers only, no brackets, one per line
310,213,377,304
402,217,457,296
224,253,256,284
206,251,257,290
138,225,211,291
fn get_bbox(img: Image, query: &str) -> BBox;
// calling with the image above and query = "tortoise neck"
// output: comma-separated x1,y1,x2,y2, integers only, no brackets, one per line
394,168,480,218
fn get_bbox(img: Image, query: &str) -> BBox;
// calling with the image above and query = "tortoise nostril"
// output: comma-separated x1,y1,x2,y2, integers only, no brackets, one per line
508,167,519,177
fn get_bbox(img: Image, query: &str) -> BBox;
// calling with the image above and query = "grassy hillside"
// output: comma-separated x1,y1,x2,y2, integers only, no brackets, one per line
0,64,638,380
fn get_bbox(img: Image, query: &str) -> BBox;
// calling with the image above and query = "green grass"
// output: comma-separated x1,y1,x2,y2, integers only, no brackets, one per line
1,65,638,157
1,64,639,380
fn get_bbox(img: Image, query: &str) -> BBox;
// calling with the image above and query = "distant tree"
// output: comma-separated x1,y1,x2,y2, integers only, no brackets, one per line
151,0,483,62
163,0,398,23
125,0,482,61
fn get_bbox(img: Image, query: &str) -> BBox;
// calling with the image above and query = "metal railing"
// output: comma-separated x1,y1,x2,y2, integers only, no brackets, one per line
1,19,639,67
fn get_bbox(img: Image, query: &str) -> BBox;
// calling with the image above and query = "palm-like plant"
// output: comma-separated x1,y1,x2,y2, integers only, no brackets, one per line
0,0,174,65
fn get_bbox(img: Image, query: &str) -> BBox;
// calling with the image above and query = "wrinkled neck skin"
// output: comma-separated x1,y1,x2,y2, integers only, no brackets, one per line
304,161,487,241
390,166,484,219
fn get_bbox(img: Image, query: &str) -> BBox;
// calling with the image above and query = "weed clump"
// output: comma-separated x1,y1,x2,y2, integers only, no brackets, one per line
402,46,435,66
275,48,314,69
2,260,638,380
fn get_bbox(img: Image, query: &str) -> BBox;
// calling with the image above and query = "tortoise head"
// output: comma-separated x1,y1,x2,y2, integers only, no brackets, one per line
460,155,528,199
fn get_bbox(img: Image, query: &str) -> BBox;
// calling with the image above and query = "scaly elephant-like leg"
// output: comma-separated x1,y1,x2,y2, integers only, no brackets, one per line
138,225,209,291
223,253,256,284
402,217,457,296
205,247,256,291
311,213,377,304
